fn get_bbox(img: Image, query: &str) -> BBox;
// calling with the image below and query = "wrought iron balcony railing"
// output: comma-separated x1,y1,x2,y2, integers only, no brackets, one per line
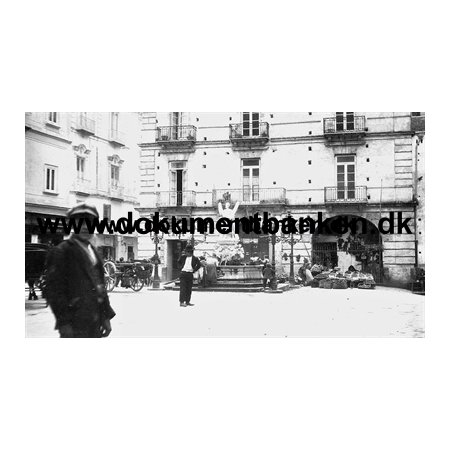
156,125,197,143
229,122,269,141
213,188,286,205
109,129,126,146
108,183,124,199
75,114,95,135
324,186,368,203
323,116,366,134
156,190,197,207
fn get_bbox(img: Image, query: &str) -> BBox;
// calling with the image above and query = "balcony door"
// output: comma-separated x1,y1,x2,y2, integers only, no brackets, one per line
336,112,355,131
242,158,260,202
336,155,355,200
242,112,260,137
170,161,187,206
170,112,182,140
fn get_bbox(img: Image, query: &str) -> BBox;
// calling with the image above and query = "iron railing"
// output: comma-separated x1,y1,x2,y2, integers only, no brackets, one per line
323,116,366,134
156,125,197,142
213,188,286,205
229,122,269,140
156,190,196,207
75,114,95,134
324,186,368,203
108,183,124,198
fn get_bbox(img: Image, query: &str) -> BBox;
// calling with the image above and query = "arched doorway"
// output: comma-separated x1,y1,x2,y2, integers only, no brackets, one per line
311,215,383,283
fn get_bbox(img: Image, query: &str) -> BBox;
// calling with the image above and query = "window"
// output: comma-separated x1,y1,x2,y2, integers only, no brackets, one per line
242,158,260,202
111,112,119,134
110,165,120,187
336,155,355,200
44,165,58,193
76,156,85,180
103,204,111,220
243,112,260,137
48,112,58,123
336,112,354,131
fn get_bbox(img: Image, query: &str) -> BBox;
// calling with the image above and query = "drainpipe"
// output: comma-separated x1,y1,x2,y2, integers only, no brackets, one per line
413,136,419,269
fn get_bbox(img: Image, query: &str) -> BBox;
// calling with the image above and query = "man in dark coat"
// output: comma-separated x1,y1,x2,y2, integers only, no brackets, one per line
177,244,201,307
45,203,116,338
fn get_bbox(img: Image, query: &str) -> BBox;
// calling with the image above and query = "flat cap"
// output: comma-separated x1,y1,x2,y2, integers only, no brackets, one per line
67,202,99,219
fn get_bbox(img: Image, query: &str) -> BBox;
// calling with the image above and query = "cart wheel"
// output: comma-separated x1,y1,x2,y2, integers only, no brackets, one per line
104,261,117,292
130,276,144,292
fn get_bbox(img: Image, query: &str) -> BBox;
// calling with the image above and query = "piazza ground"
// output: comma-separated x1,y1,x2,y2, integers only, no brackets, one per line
25,286,424,338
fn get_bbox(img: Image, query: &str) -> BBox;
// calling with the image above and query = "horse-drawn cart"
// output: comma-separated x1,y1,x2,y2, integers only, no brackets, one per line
103,260,152,293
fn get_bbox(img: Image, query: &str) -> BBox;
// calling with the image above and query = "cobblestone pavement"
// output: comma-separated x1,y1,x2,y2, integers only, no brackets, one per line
25,286,424,338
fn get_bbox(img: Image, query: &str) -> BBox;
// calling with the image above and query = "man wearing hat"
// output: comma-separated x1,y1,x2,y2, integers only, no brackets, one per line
45,202,116,337
177,244,201,307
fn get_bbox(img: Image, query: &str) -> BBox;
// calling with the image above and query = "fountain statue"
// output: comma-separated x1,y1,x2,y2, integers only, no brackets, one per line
218,200,240,220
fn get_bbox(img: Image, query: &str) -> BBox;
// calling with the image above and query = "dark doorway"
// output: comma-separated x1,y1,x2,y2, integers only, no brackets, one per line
99,246,115,262
311,215,383,283
167,240,188,280
239,230,270,263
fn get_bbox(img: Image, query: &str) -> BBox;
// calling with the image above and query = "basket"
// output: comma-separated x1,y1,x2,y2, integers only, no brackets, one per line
331,278,348,289
319,279,333,289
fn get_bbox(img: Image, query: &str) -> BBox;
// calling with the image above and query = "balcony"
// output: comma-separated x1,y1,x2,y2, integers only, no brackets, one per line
109,129,126,146
108,183,124,200
156,191,196,208
156,125,197,151
324,186,368,204
213,188,286,205
75,114,95,135
229,122,270,148
323,116,366,145
71,179,91,196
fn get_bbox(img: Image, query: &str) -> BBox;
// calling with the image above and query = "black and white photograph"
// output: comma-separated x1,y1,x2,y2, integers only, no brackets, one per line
25,112,425,338
7,1,448,449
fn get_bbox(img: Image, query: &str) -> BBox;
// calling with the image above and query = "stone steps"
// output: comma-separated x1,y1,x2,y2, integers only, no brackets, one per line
163,282,291,294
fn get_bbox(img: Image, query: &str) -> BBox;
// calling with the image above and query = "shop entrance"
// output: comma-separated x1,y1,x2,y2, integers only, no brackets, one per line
239,230,270,263
311,215,383,283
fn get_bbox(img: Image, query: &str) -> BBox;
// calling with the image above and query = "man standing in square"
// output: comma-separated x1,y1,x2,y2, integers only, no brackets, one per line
177,244,201,307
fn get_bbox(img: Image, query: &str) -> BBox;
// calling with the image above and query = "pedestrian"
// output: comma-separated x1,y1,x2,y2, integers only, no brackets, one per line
205,253,218,286
198,256,207,287
45,202,116,338
262,263,275,290
177,244,201,307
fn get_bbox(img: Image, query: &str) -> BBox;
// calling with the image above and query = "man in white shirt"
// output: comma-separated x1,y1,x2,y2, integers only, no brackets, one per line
177,244,201,307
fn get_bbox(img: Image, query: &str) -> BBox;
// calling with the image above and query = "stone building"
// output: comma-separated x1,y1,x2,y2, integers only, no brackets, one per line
25,112,141,261
137,112,425,287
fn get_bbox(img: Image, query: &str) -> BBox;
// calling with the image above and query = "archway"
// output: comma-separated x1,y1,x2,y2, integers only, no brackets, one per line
311,215,383,283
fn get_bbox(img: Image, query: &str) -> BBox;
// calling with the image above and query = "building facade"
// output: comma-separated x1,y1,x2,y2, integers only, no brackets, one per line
137,112,425,287
25,112,141,261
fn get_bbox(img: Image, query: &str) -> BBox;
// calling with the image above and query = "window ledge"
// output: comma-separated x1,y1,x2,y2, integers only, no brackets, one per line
43,190,59,195
46,121,61,129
